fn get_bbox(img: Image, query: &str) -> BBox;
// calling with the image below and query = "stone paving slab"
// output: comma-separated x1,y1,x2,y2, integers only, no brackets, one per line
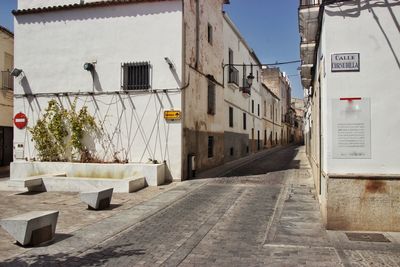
0,182,181,261
1,146,400,266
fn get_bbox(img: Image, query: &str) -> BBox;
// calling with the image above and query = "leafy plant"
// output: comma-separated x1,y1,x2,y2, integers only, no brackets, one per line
29,99,98,162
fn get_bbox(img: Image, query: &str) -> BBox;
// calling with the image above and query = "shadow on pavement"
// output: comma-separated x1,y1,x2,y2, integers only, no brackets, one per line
223,145,301,177
0,244,146,267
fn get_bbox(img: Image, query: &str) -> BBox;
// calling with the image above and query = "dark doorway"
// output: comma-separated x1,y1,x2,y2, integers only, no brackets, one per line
0,126,13,166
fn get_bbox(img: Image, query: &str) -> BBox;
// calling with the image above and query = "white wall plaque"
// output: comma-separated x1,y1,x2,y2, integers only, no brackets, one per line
332,98,371,159
331,53,360,72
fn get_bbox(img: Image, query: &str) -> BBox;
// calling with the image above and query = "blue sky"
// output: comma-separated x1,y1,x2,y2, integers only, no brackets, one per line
0,0,302,97
224,0,302,98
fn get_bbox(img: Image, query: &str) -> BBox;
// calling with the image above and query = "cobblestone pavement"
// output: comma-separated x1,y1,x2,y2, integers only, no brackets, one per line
0,182,178,261
1,146,400,266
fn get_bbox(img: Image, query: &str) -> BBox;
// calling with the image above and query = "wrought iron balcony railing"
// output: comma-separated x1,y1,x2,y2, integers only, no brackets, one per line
300,0,321,7
1,71,13,91
228,66,239,87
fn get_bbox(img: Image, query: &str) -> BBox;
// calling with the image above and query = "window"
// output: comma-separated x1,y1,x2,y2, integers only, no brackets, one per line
243,64,247,87
229,107,234,128
208,81,216,115
257,70,259,82
264,101,267,117
122,62,151,90
243,113,247,130
230,147,234,156
270,104,273,120
208,23,213,45
208,136,214,158
251,100,254,113
228,49,239,86
257,104,260,116
264,130,267,146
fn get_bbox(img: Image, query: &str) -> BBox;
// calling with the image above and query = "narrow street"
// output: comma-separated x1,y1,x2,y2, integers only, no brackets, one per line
223,145,304,177
3,146,400,266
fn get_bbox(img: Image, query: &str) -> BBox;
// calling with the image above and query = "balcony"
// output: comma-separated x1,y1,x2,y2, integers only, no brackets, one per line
241,78,251,96
1,71,13,91
300,43,316,65
228,66,239,87
301,64,313,88
299,0,320,44
301,78,312,89
300,0,321,7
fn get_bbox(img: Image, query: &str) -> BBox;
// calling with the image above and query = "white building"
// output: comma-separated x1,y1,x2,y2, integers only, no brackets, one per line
12,0,293,182
299,0,400,231
222,13,265,161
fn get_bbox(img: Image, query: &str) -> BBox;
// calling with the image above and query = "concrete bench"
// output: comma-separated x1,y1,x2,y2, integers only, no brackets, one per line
10,173,66,191
80,188,114,210
0,211,59,246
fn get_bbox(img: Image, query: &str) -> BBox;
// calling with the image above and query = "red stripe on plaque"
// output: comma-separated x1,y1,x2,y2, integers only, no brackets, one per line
340,97,362,101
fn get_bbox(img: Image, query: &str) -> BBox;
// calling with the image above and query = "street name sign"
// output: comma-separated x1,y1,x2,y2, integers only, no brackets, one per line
331,53,360,72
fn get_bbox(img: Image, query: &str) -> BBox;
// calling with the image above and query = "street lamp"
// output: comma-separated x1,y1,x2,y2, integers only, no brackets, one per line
246,72,255,87
10,68,23,77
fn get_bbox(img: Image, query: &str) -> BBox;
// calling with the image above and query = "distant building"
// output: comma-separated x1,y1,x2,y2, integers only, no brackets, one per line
291,98,304,145
262,84,281,148
299,0,400,231
0,26,14,167
261,67,293,144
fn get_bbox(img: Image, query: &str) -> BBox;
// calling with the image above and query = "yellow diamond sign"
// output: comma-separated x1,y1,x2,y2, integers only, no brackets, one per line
164,110,181,121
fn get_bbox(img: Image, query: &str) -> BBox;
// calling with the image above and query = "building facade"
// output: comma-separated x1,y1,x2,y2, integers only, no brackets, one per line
299,0,400,231
291,98,305,145
0,26,14,167
222,13,264,163
261,67,293,144
13,0,293,181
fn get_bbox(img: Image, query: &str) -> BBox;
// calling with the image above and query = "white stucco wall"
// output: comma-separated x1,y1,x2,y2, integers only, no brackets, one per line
223,15,263,139
14,1,184,179
18,0,144,9
321,1,400,175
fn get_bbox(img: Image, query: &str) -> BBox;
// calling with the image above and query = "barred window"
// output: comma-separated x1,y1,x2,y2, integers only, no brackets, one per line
122,62,151,90
207,81,216,115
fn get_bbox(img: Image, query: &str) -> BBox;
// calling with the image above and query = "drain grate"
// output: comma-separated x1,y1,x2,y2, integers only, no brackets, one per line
345,232,391,243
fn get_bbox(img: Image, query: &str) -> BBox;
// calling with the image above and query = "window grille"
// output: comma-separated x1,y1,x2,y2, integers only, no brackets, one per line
228,66,239,86
1,71,13,91
122,62,151,90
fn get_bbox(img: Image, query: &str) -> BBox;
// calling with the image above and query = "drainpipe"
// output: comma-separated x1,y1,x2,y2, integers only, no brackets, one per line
195,0,200,69
181,0,186,180
319,84,322,195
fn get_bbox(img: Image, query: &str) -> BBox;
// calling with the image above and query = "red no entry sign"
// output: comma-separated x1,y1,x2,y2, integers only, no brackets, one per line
14,112,28,129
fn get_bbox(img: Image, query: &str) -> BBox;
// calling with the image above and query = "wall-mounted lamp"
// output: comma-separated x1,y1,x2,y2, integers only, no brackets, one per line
10,68,23,77
164,57,174,69
246,72,255,87
83,62,95,72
